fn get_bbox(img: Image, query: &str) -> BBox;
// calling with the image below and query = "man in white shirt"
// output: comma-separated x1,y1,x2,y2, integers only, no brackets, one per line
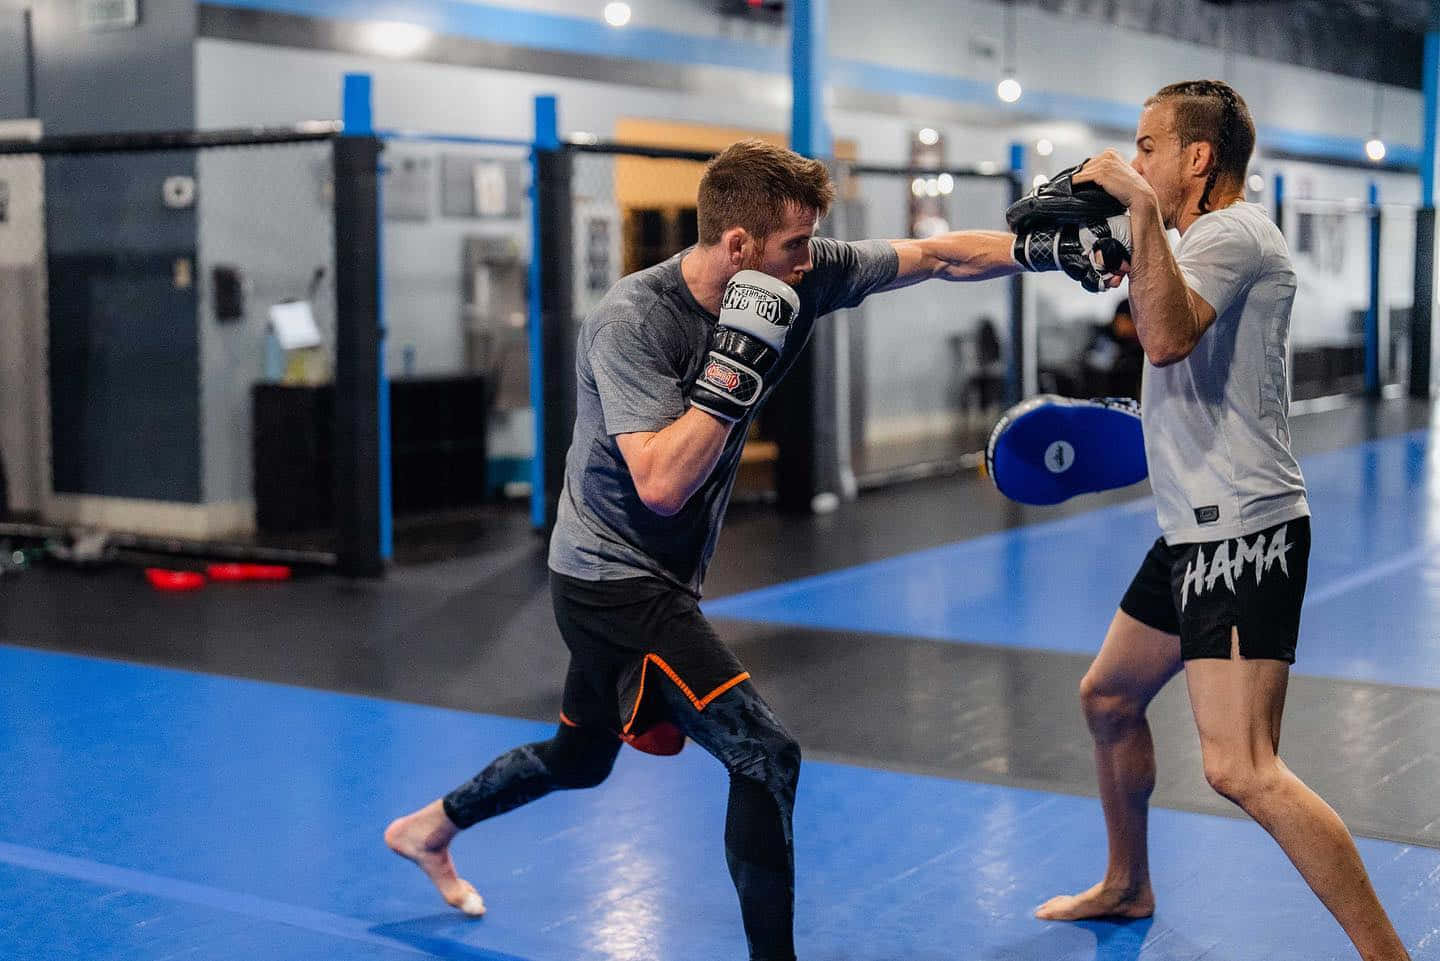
1033,80,1410,961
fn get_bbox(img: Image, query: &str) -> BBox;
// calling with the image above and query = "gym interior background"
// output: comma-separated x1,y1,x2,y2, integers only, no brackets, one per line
1,0,1440,958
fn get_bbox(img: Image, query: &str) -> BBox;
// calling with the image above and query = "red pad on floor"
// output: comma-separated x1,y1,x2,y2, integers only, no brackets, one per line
206,564,292,582
144,568,206,592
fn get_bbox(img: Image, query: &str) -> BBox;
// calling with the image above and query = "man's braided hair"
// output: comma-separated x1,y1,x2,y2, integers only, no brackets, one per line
1146,80,1255,215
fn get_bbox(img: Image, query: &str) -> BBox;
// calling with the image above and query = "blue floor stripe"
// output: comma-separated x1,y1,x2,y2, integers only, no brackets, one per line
706,430,1440,689
3,645,1438,960
0,842,446,958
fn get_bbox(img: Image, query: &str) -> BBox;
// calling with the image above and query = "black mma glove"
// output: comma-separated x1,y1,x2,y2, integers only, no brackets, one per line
688,269,800,424
1013,217,1132,293
1006,159,1132,293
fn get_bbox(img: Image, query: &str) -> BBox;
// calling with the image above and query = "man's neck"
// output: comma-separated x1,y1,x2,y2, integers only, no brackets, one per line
681,246,730,316
1176,185,1244,234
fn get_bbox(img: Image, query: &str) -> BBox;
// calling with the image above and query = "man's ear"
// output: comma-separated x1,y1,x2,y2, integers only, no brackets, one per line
721,227,749,267
1189,141,1217,179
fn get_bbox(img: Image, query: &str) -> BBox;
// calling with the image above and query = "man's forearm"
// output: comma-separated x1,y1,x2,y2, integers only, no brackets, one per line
1126,199,1199,366
885,231,1021,290
929,230,1022,282
629,408,733,516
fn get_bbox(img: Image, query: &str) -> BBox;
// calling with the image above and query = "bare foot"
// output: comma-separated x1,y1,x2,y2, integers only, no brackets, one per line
1034,881,1154,921
385,800,486,917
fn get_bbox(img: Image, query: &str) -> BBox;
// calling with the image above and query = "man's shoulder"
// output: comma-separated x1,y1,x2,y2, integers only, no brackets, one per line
584,259,682,334
1192,202,1280,246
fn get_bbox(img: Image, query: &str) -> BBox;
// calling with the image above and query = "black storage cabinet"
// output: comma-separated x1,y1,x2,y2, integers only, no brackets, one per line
253,375,489,533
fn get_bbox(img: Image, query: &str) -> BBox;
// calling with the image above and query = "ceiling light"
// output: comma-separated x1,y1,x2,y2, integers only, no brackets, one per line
603,2,631,27
1035,138,1053,157
1365,138,1387,162
918,127,940,146
362,21,431,58
997,76,1022,104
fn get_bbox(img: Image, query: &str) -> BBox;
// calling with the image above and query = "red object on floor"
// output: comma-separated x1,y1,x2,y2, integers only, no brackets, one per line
206,563,292,582
144,568,207,592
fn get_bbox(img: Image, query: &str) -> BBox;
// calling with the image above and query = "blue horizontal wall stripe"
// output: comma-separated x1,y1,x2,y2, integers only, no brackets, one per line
211,0,786,73
210,0,1420,168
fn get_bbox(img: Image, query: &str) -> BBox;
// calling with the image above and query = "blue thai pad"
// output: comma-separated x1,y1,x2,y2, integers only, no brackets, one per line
985,395,1147,505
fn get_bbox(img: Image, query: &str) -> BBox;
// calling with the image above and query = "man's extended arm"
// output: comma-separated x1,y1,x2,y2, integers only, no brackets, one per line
879,231,1021,291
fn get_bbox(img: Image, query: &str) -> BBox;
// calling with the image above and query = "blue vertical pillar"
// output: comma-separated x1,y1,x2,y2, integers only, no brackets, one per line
342,72,392,565
342,73,372,134
1415,8,1440,397
789,0,830,157
1273,172,1285,232
1007,141,1026,402
1366,181,1382,395
332,74,385,574
529,95,558,529
777,0,836,513
1424,20,1439,208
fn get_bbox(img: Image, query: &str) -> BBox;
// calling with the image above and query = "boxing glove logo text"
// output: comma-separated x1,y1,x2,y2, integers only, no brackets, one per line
722,283,791,326
704,361,742,393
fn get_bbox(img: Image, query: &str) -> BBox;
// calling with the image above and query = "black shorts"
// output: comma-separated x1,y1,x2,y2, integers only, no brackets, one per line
550,571,750,736
1119,516,1310,662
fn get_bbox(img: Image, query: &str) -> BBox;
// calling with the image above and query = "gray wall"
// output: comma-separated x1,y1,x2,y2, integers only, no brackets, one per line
31,0,194,133
0,6,29,119
30,0,202,503
45,151,201,501
196,142,336,506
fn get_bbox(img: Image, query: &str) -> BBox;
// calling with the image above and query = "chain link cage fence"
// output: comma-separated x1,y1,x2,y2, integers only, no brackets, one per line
376,137,534,556
1282,197,1416,400
832,162,1019,484
0,126,385,574
551,145,1025,503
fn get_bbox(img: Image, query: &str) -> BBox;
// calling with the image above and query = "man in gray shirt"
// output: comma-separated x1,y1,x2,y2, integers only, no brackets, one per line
385,139,1071,960
1035,81,1410,961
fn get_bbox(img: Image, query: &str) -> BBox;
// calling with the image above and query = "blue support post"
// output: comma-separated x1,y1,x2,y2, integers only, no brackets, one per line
1416,11,1440,397
334,73,387,574
529,95,558,529
789,0,831,158
342,73,372,135
342,73,392,562
1366,181,1382,395
1273,172,1285,233
1424,25,1438,208
1007,141,1025,403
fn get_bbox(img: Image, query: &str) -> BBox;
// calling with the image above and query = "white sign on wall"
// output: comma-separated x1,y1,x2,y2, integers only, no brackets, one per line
79,0,139,31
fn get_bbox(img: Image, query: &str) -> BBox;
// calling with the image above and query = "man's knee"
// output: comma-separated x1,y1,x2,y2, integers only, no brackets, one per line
535,726,620,790
1079,671,1146,739
1201,750,1278,807
730,727,801,790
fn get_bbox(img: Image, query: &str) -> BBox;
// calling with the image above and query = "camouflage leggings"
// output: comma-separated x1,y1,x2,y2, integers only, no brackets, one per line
443,679,800,961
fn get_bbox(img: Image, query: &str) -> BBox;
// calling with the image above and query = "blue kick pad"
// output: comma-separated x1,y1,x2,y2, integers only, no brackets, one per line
986,395,1147,505
2,645,1438,961
708,429,1440,690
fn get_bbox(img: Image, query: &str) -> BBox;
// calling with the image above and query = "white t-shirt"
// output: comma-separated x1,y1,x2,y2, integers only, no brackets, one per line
1141,202,1310,544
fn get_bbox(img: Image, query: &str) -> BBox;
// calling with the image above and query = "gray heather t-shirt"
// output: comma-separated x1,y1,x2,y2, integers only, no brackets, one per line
1142,201,1309,545
548,237,899,594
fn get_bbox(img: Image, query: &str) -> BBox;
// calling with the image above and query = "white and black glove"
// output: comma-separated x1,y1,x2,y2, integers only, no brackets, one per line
1013,215,1132,293
688,269,800,424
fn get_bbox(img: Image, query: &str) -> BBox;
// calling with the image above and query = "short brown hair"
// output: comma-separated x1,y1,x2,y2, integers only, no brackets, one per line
1145,80,1256,214
697,140,835,246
